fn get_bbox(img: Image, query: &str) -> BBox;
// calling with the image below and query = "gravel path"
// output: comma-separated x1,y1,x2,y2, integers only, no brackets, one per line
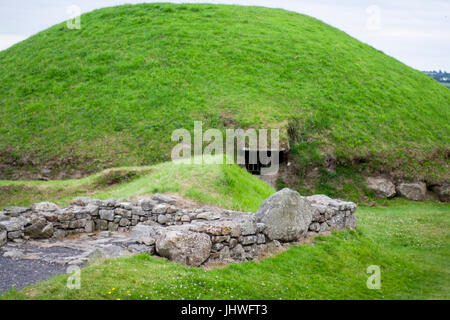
0,253,67,294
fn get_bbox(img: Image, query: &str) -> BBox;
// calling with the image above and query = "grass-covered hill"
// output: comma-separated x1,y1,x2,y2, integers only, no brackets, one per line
0,3,449,186
1,159,449,300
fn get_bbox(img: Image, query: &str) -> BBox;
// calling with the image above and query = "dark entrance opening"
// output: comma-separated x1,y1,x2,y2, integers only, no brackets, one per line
242,148,287,175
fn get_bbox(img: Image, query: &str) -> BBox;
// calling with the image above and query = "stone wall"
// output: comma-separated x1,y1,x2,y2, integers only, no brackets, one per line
0,189,357,266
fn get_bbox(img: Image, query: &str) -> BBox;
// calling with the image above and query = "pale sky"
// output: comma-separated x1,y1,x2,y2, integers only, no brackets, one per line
0,0,448,71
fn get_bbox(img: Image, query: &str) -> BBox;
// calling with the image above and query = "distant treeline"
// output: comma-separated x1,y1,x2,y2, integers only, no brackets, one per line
423,70,450,83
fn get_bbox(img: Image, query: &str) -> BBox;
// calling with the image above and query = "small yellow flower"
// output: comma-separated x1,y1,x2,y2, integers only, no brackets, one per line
112,288,115,291
116,298,121,300
108,292,111,295
127,290,130,294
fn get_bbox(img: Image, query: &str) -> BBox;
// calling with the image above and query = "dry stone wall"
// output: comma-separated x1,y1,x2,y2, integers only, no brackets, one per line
0,189,357,266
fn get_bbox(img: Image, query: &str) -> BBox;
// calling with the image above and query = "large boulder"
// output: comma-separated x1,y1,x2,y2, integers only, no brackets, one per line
156,230,212,266
397,182,427,201
365,177,396,198
256,188,313,241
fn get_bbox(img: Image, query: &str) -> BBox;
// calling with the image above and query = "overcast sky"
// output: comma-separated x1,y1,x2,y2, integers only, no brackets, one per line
0,0,448,70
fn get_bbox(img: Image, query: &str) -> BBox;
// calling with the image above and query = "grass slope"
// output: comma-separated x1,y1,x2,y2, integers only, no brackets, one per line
2,200,449,300
0,3,449,183
0,159,274,212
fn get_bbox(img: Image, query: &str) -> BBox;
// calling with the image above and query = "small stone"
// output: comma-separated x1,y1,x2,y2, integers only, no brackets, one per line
152,193,176,204
140,199,158,211
119,218,130,227
138,237,155,246
30,202,59,213
95,219,108,231
99,209,115,221
212,242,224,252
115,208,132,218
181,215,190,222
157,214,169,224
132,206,146,216
7,230,22,239
239,235,257,245
108,222,119,231
153,204,168,215
3,206,28,217
257,233,266,244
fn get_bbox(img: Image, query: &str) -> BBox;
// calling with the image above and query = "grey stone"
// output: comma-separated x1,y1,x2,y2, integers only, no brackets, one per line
366,177,396,198
84,220,95,233
132,206,146,216
0,217,26,232
53,229,66,238
212,242,224,252
99,199,117,207
309,222,321,232
156,230,211,267
108,222,119,231
257,233,266,244
24,217,53,239
229,238,238,248
137,237,156,246
88,245,130,261
344,215,357,229
397,182,427,201
95,219,108,231
432,184,449,202
196,212,222,220
256,188,313,241
152,193,176,204
239,235,257,245
230,244,247,261
30,202,59,213
181,215,190,222
119,218,130,227
115,208,131,218
153,204,168,215
99,209,115,221
7,230,22,239
139,199,158,211
319,222,329,232
0,228,6,246
130,223,165,239
3,206,28,217
328,213,345,229
157,214,169,224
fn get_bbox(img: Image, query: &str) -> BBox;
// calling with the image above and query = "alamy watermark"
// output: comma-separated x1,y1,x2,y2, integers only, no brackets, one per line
366,5,382,31
66,265,81,290
366,265,381,289
171,121,280,175
67,5,81,30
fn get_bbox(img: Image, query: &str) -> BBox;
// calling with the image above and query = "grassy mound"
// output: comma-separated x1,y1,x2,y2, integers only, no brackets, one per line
0,3,448,185
0,159,274,212
2,201,449,300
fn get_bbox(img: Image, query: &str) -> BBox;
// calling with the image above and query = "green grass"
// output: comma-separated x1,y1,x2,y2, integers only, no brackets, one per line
0,158,274,212
2,200,448,300
0,3,448,185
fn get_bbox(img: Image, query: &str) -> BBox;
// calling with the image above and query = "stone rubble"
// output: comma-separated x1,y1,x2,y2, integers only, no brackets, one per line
0,189,357,267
